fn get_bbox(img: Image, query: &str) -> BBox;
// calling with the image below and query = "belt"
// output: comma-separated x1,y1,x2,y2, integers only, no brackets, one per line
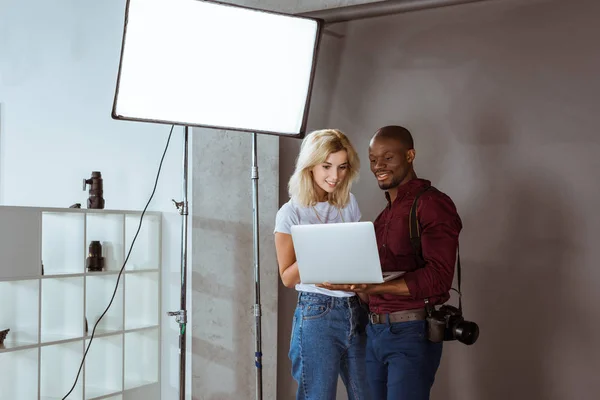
369,308,427,324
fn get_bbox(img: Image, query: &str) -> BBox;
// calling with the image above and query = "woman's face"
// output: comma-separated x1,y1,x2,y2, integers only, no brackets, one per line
311,150,349,200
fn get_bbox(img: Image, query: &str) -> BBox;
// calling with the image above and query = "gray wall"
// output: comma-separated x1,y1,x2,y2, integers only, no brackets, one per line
190,1,381,399
279,0,600,398
277,22,353,399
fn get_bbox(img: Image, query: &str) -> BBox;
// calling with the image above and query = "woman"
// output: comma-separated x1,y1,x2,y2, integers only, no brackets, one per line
274,128,369,400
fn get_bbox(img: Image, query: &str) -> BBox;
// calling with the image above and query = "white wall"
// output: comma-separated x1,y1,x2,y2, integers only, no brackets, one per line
280,0,600,398
0,0,183,212
0,0,191,398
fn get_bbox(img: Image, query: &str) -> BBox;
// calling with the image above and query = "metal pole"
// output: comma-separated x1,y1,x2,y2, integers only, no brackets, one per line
169,125,189,400
251,132,263,400
298,0,492,24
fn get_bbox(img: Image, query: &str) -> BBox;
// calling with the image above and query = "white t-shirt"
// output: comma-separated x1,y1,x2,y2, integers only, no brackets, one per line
274,193,362,297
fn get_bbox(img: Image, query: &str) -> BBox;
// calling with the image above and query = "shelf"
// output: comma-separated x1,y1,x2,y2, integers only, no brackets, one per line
124,328,159,390
86,213,125,273
43,272,86,279
85,335,123,399
0,340,38,353
41,334,85,347
0,207,41,279
85,329,123,340
41,277,84,343
124,213,160,271
86,274,124,334
0,348,38,399
40,341,83,399
42,212,85,275
86,270,120,276
0,280,39,349
40,397,80,400
124,269,158,274
89,392,123,400
1,206,162,399
124,272,159,330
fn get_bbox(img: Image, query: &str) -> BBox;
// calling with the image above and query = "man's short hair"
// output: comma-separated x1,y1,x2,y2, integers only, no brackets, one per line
374,125,414,149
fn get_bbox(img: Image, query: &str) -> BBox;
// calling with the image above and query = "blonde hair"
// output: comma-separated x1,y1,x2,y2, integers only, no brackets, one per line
288,129,360,208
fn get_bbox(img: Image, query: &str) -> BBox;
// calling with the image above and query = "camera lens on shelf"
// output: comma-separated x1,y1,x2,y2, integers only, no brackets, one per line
86,241,105,272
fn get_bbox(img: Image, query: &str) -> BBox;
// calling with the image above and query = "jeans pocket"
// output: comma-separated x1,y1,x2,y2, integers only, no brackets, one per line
389,320,427,339
290,307,300,348
301,302,331,320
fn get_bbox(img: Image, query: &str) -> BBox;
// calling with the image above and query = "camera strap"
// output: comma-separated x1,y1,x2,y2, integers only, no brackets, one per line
409,185,462,313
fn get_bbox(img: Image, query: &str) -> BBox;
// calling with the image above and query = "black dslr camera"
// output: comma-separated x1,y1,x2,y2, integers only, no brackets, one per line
410,185,480,346
426,304,479,346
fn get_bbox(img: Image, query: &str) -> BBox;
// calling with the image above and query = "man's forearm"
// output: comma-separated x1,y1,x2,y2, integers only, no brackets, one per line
317,278,412,296
366,279,411,296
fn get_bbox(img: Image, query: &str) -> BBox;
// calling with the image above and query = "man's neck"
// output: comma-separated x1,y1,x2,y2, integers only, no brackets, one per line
387,188,399,204
386,171,418,203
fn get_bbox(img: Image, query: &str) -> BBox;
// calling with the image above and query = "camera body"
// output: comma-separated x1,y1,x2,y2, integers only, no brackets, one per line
426,304,479,346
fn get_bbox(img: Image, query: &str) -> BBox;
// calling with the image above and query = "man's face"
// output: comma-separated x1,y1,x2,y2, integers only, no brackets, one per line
368,136,414,190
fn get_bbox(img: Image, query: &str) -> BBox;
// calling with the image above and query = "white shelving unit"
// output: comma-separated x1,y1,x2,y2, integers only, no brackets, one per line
0,206,162,400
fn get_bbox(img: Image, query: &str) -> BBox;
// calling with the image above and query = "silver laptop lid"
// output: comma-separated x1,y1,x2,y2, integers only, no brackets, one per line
291,221,385,284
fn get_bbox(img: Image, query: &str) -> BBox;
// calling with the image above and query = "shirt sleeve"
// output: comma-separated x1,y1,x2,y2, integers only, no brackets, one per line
274,202,299,234
402,192,463,300
349,193,362,222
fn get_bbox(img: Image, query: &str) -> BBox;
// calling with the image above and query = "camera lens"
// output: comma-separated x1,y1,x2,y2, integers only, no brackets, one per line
86,241,105,272
454,320,479,345
89,241,102,257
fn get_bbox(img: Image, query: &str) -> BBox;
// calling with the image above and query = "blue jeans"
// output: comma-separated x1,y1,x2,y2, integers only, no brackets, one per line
289,292,370,400
366,319,443,400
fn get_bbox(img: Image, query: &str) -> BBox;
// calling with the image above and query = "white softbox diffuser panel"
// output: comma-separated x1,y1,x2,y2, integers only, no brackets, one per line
112,0,322,137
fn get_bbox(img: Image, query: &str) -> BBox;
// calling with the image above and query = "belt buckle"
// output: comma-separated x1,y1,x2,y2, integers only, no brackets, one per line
369,313,380,324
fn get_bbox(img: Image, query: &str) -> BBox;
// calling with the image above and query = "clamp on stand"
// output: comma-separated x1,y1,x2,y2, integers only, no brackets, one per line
168,309,188,325
172,199,188,215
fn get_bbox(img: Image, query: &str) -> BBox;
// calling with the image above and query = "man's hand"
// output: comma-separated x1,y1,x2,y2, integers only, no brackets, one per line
317,283,376,293
318,279,411,296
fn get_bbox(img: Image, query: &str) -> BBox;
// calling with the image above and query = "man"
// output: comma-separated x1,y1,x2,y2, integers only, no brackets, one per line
320,125,462,400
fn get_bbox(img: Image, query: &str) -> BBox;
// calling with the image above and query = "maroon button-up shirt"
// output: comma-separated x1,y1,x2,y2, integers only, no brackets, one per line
369,178,462,314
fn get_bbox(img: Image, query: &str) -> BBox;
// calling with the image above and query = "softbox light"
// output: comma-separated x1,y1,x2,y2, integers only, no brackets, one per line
112,0,323,137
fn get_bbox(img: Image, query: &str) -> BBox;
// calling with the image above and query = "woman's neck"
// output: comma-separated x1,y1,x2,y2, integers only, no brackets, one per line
314,184,328,202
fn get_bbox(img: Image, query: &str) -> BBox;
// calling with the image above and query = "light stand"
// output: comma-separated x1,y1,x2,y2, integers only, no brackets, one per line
169,126,190,400
168,128,263,400
110,2,323,399
251,132,263,400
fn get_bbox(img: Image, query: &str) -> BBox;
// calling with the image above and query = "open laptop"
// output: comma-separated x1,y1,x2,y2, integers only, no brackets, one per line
290,221,405,284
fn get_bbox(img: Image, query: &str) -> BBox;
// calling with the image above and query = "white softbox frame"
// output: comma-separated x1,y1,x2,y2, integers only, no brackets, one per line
112,0,323,137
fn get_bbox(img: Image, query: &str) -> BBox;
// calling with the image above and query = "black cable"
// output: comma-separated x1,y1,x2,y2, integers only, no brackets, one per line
62,124,175,399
